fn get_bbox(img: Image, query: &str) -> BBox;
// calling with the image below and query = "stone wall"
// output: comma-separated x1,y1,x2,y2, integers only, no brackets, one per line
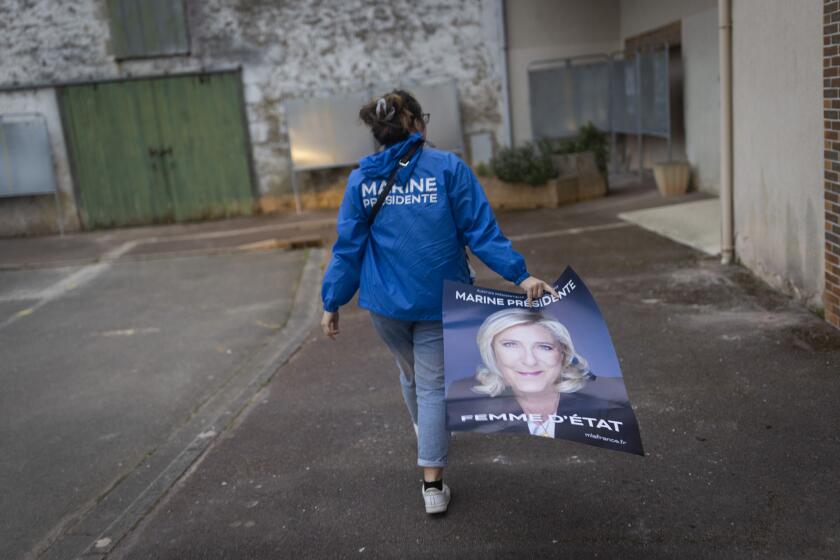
0,0,505,231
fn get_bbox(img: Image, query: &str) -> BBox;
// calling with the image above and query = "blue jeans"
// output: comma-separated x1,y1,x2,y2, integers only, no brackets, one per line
369,312,450,468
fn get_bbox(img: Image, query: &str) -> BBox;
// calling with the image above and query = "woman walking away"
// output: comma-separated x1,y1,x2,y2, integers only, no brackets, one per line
320,89,557,514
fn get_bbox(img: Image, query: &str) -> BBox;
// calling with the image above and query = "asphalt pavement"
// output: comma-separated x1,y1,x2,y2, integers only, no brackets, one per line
0,217,327,560
91,186,840,559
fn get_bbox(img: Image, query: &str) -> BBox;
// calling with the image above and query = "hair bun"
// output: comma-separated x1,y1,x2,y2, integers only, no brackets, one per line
375,97,396,121
359,89,422,145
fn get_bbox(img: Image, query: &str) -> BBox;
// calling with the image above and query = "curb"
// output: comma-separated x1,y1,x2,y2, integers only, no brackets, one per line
36,248,325,560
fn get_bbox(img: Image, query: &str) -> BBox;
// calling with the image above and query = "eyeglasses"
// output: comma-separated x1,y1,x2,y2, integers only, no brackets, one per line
421,113,430,124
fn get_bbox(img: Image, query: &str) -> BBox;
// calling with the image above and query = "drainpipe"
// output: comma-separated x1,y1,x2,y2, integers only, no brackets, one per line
719,0,734,264
497,0,513,148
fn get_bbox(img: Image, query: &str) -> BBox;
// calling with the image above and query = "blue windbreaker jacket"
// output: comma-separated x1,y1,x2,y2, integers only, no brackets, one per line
321,133,529,321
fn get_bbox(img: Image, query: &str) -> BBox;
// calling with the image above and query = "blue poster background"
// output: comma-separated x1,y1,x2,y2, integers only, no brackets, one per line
443,266,644,456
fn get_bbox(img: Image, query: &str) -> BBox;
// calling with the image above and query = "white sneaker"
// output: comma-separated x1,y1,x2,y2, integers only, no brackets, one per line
422,482,451,514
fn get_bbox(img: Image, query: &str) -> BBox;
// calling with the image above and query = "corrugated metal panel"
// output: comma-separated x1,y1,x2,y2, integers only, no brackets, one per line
0,114,57,197
529,61,610,140
639,49,669,136
108,0,189,59
575,62,611,132
611,58,639,135
530,49,670,140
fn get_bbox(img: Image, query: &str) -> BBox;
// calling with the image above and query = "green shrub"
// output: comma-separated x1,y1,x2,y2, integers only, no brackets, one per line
489,141,557,186
485,123,609,184
575,122,609,175
474,161,490,177
542,123,610,175
553,137,580,155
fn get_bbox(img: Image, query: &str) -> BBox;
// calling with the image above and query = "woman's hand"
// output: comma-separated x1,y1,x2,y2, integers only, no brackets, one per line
519,276,559,304
321,310,340,339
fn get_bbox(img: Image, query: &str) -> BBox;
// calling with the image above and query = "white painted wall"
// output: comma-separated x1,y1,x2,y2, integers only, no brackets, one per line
682,7,720,193
732,0,823,306
619,0,717,42
505,0,621,145
506,0,719,196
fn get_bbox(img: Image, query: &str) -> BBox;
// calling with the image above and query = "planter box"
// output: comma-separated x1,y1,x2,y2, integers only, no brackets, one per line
574,151,608,201
653,161,691,197
553,153,578,177
479,176,558,210
260,150,610,214
479,150,608,211
555,176,579,206
553,151,607,202
259,187,345,213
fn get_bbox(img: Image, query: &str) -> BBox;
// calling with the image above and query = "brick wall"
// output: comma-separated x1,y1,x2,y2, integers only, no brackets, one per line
826,0,840,327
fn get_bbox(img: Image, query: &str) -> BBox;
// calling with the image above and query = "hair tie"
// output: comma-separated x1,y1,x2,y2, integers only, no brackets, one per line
375,97,396,121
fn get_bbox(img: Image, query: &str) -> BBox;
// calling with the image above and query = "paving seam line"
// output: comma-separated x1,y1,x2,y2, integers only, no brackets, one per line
508,221,633,242
35,248,325,560
95,238,324,266
0,241,139,331
0,218,336,271
140,217,337,244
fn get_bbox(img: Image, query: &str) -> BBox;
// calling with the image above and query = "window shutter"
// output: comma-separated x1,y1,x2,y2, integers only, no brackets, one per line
107,0,189,59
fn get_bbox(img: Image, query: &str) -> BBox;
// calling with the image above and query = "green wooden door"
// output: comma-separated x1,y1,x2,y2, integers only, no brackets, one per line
153,73,254,221
59,80,171,227
59,72,253,229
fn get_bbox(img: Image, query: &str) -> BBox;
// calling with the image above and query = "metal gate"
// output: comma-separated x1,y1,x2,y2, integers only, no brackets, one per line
58,71,254,228
528,46,673,175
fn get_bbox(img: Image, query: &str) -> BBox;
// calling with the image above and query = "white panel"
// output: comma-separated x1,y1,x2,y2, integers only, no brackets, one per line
286,82,464,171
0,114,57,197
285,91,373,170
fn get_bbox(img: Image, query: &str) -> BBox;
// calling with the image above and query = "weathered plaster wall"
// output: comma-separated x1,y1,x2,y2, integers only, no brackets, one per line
505,0,621,146
185,0,507,199
0,0,506,231
732,0,823,307
0,1,114,84
682,7,720,194
0,90,80,235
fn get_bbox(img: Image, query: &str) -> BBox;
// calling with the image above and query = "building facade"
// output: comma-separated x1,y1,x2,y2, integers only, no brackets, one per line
1,0,835,329
0,0,508,234
505,0,830,325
